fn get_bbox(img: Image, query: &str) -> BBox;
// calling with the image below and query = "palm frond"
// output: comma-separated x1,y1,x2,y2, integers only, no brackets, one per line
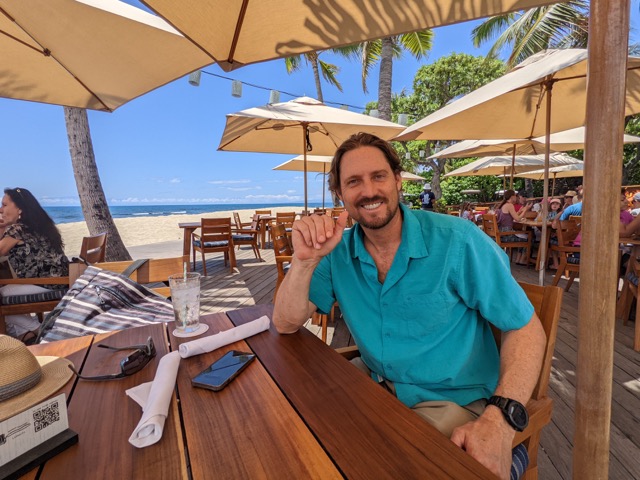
398,30,434,60
359,41,381,93
318,60,343,92
284,55,303,73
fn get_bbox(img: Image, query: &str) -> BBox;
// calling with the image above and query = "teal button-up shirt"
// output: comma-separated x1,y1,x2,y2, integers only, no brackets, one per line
309,204,534,407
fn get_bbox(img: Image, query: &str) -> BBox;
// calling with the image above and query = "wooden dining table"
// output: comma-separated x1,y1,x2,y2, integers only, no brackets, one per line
178,221,201,268
22,305,495,479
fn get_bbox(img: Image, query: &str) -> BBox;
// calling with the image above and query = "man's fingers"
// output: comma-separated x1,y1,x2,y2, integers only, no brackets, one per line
449,428,465,448
335,211,350,232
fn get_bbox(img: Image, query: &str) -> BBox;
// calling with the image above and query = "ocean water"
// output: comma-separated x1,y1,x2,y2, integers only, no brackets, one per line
44,204,324,224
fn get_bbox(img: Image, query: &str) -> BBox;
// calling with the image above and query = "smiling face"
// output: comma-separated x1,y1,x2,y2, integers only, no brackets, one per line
0,194,21,226
337,145,402,230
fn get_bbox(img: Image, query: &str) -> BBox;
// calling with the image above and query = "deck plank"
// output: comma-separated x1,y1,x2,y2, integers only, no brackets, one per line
193,243,640,480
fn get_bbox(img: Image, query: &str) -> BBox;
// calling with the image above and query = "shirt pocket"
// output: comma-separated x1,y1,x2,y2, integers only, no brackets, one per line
397,291,453,340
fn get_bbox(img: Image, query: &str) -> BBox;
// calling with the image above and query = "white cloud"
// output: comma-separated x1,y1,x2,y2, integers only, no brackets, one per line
227,187,253,191
208,179,251,185
245,194,302,201
286,190,296,194
170,178,181,184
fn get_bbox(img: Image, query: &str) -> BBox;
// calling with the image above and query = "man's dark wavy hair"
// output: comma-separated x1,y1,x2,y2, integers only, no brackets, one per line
329,133,402,193
4,187,64,253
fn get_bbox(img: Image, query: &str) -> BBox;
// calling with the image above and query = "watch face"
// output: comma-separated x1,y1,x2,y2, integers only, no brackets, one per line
507,403,529,429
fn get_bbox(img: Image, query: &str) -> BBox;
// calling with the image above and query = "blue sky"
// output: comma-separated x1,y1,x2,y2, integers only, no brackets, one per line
2,5,639,206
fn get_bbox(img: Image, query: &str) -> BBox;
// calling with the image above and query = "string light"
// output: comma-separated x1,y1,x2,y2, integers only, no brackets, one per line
189,69,366,111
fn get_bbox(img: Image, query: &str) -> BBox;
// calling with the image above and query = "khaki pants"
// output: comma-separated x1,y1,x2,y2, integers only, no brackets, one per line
351,357,487,438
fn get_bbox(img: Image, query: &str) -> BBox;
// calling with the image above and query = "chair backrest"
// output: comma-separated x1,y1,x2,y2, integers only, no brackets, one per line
481,214,499,242
276,212,296,228
556,219,581,246
313,208,326,215
233,212,243,229
255,209,272,215
524,211,538,220
272,223,292,256
200,218,233,245
69,257,185,286
491,282,562,400
80,232,107,263
250,214,260,230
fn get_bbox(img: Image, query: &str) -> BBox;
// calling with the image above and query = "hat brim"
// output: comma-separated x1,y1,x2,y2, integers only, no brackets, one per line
0,356,73,422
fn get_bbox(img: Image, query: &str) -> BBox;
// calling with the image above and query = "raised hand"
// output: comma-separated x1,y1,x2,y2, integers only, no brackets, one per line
291,211,349,263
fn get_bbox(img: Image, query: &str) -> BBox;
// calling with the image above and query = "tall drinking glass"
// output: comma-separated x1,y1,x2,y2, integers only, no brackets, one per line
168,272,201,333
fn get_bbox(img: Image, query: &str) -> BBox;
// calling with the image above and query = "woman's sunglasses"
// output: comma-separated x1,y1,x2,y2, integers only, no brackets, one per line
68,337,156,381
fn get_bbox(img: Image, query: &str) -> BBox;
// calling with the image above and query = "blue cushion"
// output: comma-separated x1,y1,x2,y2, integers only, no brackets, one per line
566,254,580,265
232,234,254,241
627,271,639,287
511,443,529,480
193,239,229,248
0,288,67,305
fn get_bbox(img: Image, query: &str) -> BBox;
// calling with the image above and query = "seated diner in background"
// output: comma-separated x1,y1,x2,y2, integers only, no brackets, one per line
497,189,532,265
273,133,546,480
0,187,69,339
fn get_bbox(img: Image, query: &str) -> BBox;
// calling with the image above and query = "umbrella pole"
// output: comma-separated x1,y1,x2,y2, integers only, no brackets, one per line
503,167,506,191
538,79,553,286
302,124,309,213
322,165,326,209
510,147,516,190
552,174,557,196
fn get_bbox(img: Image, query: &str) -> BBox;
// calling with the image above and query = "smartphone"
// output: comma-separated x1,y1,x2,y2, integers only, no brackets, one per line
191,350,256,391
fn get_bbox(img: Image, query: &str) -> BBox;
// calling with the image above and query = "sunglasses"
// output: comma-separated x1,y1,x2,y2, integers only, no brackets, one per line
69,337,156,381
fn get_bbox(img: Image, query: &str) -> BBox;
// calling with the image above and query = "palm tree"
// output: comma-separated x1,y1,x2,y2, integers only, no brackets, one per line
471,1,589,68
64,107,131,261
284,47,359,103
359,31,434,120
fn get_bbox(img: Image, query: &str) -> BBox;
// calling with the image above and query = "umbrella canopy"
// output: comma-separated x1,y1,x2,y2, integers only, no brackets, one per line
219,97,404,210
396,49,640,141
515,163,585,180
274,155,424,180
429,127,640,159
443,153,582,177
141,0,558,72
0,0,212,111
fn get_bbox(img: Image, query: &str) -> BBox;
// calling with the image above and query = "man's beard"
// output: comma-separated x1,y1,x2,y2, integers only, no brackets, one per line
350,195,400,230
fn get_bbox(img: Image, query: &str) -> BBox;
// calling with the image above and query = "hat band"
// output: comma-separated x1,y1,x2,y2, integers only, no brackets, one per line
0,369,42,402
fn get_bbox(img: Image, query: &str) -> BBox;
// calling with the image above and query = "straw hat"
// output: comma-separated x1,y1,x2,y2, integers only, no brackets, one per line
565,190,578,197
0,335,73,422
550,198,562,205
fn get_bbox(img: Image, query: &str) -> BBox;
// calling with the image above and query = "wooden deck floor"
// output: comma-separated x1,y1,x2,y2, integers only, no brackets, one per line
195,245,640,479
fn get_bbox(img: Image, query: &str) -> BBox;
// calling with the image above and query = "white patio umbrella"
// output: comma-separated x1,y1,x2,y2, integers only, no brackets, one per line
443,153,582,178
0,0,213,111
219,97,404,211
429,127,640,159
273,154,424,207
141,0,558,71
515,163,585,180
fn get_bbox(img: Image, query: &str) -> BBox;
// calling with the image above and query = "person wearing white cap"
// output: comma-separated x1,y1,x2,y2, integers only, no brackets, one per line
419,184,435,210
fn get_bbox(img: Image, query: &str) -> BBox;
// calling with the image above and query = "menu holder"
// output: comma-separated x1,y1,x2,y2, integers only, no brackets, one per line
0,394,78,480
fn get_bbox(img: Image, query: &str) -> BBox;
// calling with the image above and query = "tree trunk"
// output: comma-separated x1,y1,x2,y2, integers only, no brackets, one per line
378,37,394,121
64,107,131,261
308,52,324,103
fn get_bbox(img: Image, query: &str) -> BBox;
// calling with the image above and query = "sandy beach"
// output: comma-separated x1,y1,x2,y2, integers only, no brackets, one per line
59,206,304,256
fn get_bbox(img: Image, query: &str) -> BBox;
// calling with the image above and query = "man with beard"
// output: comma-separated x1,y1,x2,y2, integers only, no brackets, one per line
273,133,545,480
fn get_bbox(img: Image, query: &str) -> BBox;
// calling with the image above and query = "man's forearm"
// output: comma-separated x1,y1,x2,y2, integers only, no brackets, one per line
493,313,546,405
272,256,320,334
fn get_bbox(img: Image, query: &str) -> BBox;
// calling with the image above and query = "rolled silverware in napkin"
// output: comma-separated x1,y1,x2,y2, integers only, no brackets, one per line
178,316,270,358
126,350,181,448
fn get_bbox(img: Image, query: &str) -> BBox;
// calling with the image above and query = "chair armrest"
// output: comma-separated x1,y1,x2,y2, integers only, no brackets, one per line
513,397,553,446
552,245,580,253
497,230,531,238
232,228,260,235
0,277,69,286
275,255,292,276
335,345,360,360
192,233,202,242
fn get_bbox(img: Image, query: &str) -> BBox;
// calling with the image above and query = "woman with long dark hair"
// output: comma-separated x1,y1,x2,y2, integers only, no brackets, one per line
0,187,69,338
496,189,532,265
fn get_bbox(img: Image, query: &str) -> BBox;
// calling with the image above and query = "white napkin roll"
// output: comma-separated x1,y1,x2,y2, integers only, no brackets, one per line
178,315,270,358
126,350,181,448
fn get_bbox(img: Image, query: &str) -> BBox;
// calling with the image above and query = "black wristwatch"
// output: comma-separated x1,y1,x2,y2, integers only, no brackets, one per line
487,395,529,432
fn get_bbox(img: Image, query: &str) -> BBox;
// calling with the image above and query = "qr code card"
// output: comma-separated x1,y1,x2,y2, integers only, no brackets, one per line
0,393,69,467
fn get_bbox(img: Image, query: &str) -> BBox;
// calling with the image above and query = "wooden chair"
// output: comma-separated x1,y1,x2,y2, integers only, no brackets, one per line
275,212,296,242
0,276,69,335
271,223,293,301
615,257,640,352
192,218,236,276
337,281,563,480
550,218,581,291
255,210,273,245
78,232,107,263
69,257,185,298
482,214,532,264
232,214,262,261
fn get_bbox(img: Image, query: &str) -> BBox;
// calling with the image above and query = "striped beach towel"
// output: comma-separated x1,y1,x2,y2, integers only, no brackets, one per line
38,266,174,343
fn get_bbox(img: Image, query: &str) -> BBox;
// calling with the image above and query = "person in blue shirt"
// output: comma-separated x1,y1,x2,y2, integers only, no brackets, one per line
273,133,546,480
